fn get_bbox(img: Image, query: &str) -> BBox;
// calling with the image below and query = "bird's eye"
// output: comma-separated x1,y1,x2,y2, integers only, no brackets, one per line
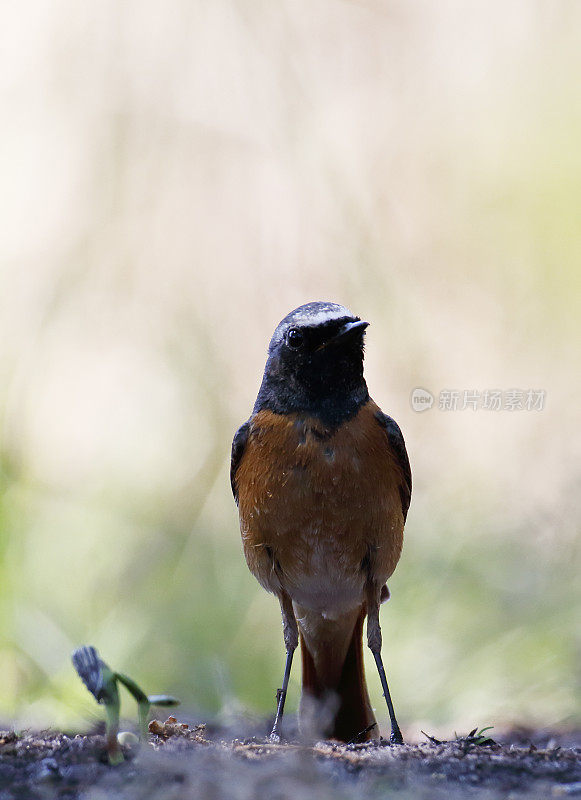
287,328,304,348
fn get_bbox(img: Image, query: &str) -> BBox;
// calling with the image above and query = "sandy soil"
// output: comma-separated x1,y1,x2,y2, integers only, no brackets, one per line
1,721,579,799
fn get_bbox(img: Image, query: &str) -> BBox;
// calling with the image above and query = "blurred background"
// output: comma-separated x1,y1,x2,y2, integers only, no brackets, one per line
0,0,579,737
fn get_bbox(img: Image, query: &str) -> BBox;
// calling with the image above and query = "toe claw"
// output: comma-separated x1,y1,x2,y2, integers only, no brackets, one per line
390,729,404,745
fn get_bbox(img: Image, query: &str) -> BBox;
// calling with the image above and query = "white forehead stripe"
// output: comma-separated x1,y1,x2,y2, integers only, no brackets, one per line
292,304,354,327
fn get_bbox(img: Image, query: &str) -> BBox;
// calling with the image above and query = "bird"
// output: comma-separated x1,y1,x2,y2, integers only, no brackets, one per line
230,301,411,744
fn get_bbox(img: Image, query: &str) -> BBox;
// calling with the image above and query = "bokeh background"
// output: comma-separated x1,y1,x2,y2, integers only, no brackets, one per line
1,0,579,737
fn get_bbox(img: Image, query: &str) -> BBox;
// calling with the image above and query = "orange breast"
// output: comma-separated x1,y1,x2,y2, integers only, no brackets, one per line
236,400,405,616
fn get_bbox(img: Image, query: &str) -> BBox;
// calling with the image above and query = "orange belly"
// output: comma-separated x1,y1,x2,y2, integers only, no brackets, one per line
236,400,405,618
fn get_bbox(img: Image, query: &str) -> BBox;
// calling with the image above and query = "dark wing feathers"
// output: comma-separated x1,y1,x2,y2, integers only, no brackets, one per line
374,410,412,521
230,420,250,503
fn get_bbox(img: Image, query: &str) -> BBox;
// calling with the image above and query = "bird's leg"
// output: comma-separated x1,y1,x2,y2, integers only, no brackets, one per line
365,581,403,744
269,591,298,742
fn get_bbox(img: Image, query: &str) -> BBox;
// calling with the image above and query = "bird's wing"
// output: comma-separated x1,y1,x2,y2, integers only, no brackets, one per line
374,410,412,521
230,420,250,503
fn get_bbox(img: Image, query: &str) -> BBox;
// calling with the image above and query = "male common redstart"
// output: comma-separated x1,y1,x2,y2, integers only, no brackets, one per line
231,302,411,744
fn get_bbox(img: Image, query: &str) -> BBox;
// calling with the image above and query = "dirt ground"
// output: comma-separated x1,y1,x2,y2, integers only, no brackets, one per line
1,720,579,800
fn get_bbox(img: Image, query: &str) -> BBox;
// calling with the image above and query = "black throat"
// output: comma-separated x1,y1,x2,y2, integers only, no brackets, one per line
253,357,370,430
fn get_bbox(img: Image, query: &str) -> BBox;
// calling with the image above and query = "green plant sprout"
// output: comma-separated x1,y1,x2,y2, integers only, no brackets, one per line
72,645,179,765
453,726,496,746
421,725,496,747
470,726,496,745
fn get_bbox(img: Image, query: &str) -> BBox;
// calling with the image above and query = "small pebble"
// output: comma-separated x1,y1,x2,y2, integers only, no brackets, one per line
117,731,139,747
552,783,581,797
37,757,61,781
148,720,165,735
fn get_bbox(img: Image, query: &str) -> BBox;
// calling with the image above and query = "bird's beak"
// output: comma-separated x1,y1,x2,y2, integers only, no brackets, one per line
317,320,369,350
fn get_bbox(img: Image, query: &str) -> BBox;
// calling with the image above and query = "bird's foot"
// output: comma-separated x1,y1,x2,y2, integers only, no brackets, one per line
390,727,404,745
268,687,287,743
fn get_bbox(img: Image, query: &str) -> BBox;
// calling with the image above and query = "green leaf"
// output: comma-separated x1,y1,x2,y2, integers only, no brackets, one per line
147,695,180,707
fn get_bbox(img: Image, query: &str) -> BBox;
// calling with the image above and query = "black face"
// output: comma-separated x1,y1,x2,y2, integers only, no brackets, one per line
253,302,370,427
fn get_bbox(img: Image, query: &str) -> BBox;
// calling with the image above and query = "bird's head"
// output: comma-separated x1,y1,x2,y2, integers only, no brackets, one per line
255,301,370,425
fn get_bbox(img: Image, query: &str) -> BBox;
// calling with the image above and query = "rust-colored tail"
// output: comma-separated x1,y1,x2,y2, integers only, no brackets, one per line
298,605,377,742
